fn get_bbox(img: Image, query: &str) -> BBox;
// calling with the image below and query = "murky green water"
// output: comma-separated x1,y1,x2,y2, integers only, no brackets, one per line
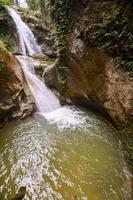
0,107,130,200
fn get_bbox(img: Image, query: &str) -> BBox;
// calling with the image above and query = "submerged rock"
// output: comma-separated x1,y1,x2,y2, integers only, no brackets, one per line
71,195,78,200
11,187,26,200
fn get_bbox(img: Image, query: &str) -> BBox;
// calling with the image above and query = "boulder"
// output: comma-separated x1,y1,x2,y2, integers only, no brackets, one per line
44,62,59,90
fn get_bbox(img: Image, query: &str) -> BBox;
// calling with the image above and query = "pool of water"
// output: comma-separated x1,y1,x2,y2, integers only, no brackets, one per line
0,106,131,200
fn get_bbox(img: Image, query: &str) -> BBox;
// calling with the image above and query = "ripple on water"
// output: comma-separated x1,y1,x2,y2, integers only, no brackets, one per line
0,107,131,200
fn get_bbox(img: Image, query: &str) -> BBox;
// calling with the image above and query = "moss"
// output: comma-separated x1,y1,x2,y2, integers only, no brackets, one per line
0,34,12,50
0,40,9,56
56,61,67,92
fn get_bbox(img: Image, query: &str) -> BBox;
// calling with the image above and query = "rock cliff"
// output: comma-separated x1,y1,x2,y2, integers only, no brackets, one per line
44,0,133,127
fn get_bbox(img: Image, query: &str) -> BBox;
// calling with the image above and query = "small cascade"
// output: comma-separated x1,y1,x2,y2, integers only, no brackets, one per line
17,56,61,113
7,7,41,55
7,7,61,113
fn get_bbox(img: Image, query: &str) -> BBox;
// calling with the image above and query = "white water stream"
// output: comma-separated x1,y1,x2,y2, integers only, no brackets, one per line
7,7,41,55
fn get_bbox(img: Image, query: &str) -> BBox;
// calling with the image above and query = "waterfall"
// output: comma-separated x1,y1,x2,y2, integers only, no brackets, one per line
7,7,61,113
7,7,41,55
17,56,61,113
13,0,28,8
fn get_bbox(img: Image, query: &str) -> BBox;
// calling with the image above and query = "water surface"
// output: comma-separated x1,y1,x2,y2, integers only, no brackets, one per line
0,107,130,200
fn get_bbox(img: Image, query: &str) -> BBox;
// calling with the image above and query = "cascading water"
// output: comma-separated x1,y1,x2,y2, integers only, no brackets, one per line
7,7,88,127
7,7,61,113
17,56,61,113
7,7,41,55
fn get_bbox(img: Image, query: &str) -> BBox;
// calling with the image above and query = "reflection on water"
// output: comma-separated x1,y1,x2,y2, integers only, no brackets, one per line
0,107,130,200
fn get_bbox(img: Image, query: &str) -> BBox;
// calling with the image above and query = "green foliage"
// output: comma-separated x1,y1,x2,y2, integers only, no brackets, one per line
113,57,133,72
0,34,11,50
48,0,72,55
0,0,10,5
48,0,73,91
83,3,133,72
56,62,67,91
0,40,7,53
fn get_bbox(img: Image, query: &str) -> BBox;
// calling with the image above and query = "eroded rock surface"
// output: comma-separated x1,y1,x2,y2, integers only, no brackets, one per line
64,42,133,126
0,41,34,126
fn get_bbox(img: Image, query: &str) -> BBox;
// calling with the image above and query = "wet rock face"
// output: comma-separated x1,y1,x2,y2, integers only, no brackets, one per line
0,41,34,127
44,62,59,90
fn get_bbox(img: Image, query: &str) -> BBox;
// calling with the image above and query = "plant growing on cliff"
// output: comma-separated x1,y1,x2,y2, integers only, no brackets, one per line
113,57,133,72
48,0,72,54
47,0,73,91
0,0,10,5
83,2,133,72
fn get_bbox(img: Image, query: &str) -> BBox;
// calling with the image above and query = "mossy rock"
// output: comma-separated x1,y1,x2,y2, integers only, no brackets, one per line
0,4,19,53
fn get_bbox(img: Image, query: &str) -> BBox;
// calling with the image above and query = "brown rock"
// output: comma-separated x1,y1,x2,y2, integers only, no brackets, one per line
63,42,133,126
0,41,34,126
49,0,133,127
11,187,26,200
